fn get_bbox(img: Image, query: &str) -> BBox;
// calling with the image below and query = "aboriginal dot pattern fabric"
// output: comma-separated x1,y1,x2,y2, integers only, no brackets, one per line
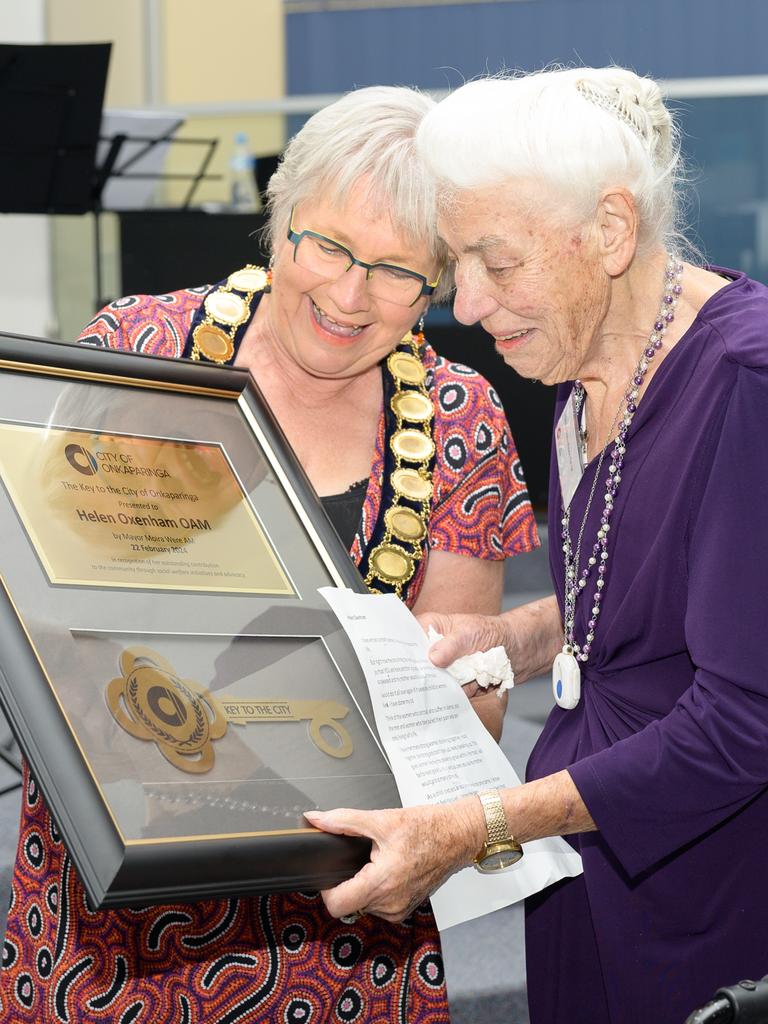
0,772,448,1023
1,281,537,1022
78,288,209,359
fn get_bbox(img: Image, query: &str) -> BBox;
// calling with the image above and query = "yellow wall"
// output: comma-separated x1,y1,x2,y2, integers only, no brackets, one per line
44,0,286,337
162,0,284,105
47,0,147,107
161,0,286,206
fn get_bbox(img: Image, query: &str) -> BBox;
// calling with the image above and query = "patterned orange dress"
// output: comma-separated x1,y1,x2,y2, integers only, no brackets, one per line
0,278,537,1023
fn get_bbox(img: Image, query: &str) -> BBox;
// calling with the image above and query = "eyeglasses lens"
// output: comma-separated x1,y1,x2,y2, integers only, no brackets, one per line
294,234,422,306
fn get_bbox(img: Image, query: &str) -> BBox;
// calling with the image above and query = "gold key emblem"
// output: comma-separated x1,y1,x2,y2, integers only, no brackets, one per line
106,646,353,774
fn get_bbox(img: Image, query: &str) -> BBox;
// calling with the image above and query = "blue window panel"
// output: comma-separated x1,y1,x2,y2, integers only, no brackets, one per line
287,1,768,96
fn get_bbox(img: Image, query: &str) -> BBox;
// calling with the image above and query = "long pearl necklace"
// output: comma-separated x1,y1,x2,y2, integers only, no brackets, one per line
552,254,684,710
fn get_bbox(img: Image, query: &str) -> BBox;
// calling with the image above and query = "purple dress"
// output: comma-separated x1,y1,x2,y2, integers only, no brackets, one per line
526,269,768,1024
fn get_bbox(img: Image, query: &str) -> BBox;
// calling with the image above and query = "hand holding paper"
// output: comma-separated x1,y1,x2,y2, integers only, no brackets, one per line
312,588,582,931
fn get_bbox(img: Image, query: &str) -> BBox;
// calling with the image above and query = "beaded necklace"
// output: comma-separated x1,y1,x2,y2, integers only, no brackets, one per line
553,254,684,709
188,265,435,600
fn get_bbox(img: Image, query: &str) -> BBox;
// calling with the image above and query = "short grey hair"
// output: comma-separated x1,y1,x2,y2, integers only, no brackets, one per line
266,85,452,301
417,67,687,255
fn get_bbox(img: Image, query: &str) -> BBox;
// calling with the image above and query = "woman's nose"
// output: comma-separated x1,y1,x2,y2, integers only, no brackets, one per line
452,265,498,326
325,264,371,313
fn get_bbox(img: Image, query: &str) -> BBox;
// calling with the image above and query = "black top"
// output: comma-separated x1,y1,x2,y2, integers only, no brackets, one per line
320,479,368,551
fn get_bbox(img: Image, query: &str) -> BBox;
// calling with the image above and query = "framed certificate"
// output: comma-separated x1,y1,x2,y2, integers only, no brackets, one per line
0,332,399,907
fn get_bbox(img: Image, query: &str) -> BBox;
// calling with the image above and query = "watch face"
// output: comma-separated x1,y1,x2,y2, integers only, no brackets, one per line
476,845,523,874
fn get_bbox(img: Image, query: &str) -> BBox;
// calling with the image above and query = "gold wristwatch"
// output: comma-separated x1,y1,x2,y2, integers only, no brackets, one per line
474,789,523,873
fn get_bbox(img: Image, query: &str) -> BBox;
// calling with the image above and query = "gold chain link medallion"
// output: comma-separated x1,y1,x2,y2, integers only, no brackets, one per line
365,328,434,597
368,543,415,585
191,264,271,364
204,290,249,326
390,390,433,423
390,428,435,462
384,504,427,543
387,350,426,386
392,467,433,502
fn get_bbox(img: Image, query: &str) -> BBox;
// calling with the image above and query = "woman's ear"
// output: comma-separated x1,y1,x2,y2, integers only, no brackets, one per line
596,188,638,276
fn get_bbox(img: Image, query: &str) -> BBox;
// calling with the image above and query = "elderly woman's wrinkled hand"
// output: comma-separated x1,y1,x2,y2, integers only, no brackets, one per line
304,799,482,923
418,611,509,674
419,596,563,688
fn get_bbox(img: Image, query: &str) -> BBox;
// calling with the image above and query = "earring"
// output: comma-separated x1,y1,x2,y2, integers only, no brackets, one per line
265,254,275,292
414,313,426,345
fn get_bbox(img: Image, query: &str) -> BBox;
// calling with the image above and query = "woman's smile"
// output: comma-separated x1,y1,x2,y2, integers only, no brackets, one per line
492,327,534,353
308,296,370,343
264,179,437,378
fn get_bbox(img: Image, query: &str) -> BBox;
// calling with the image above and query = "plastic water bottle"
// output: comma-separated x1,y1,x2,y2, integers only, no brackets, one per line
229,132,258,212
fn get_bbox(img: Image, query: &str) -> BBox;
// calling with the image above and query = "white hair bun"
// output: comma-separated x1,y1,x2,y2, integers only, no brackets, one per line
572,68,673,165
416,66,682,253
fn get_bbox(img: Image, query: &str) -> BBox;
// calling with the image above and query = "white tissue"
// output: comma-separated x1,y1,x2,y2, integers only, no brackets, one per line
427,626,514,697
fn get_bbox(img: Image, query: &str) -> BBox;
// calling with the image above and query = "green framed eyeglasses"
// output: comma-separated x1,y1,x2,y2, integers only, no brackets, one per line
287,207,441,307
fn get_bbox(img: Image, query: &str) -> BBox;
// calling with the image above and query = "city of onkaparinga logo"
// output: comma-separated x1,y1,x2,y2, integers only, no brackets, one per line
63,442,171,479
64,443,99,476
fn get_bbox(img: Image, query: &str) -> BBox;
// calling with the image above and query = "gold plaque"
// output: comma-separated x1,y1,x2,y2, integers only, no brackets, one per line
387,351,426,386
391,429,435,462
0,333,405,906
390,391,434,423
392,467,433,502
369,543,414,583
204,291,249,326
193,324,234,363
0,423,294,594
385,505,426,543
228,267,268,292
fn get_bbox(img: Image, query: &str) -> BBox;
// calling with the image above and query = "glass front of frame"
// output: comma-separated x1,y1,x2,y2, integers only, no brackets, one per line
0,338,398,905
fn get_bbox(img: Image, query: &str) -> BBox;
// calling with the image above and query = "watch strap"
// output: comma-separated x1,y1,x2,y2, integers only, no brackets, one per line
477,789,511,846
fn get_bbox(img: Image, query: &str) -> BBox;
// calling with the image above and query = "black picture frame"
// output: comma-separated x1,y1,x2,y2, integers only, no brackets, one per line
0,333,399,908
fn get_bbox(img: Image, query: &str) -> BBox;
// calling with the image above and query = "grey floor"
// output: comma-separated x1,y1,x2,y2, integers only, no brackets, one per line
0,528,554,1023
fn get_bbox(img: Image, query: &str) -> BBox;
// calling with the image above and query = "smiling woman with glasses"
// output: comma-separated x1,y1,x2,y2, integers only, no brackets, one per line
3,86,538,1024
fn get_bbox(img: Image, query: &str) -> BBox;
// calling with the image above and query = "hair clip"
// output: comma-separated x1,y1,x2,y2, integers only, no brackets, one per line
574,79,649,145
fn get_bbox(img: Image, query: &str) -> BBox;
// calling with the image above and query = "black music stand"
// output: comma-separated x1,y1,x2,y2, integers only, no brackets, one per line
96,119,220,211
0,42,108,789
0,42,111,214
0,42,111,311
93,120,220,305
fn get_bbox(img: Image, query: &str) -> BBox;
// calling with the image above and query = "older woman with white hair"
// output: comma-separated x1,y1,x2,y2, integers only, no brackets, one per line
309,67,768,1024
0,88,537,1023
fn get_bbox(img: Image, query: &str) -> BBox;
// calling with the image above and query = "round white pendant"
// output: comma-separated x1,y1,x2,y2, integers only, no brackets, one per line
552,650,581,709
